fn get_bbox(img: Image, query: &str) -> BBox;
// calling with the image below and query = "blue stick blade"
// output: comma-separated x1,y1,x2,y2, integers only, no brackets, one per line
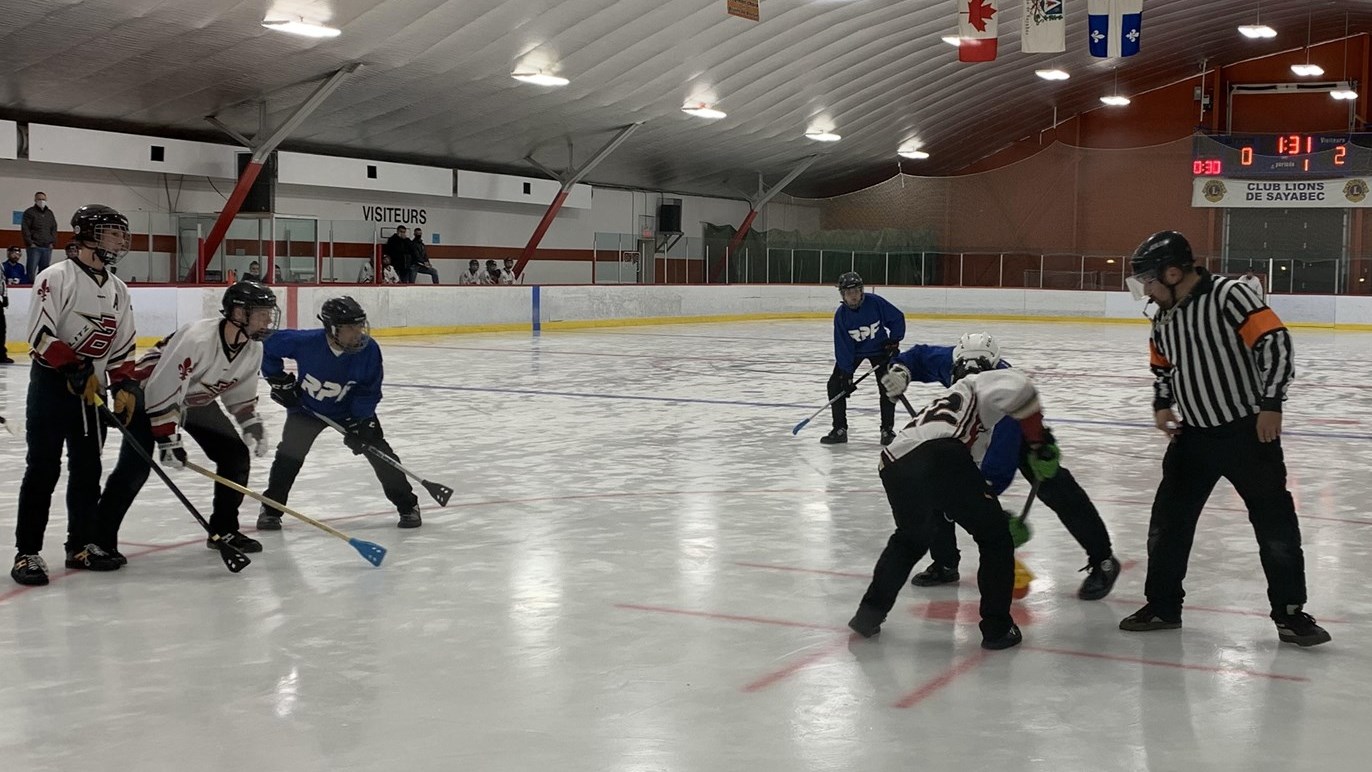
349,537,387,567
792,418,810,435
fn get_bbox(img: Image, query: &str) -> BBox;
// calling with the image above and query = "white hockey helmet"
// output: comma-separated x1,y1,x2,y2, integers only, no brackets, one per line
952,332,1002,381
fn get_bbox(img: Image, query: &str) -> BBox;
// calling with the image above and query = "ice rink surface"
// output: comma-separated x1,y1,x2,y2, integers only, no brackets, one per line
1,318,1368,771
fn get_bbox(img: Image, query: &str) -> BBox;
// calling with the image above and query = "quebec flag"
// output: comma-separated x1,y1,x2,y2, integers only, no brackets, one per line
1087,0,1142,58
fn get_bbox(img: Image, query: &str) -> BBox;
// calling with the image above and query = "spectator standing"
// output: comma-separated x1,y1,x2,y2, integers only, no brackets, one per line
21,192,58,280
383,226,414,283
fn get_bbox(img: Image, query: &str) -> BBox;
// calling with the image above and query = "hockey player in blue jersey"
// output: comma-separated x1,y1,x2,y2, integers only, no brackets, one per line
823,271,905,446
257,297,422,530
881,333,1120,600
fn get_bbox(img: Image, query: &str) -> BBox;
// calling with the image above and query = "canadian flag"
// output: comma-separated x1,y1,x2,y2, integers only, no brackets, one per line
1087,0,1143,58
958,0,999,62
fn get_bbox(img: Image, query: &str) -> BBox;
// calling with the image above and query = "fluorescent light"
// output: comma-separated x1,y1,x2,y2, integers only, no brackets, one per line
1238,24,1277,39
1035,68,1070,81
1100,95,1131,106
1291,63,1325,77
262,18,341,38
681,103,727,119
512,69,570,87
941,35,962,47
806,130,842,142
898,148,929,159
1331,88,1359,100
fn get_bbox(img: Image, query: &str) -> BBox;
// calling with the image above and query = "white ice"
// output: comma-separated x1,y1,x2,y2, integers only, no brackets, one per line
0,319,1368,771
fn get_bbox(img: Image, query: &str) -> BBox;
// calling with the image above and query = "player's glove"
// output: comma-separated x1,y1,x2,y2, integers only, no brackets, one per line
265,371,301,409
342,416,381,455
61,359,100,405
109,379,140,427
1006,509,1033,548
879,362,911,398
156,433,188,470
882,339,900,362
238,413,270,458
1026,429,1061,481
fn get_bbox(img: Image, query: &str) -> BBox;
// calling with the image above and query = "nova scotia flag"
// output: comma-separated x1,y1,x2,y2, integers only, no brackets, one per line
1088,0,1142,58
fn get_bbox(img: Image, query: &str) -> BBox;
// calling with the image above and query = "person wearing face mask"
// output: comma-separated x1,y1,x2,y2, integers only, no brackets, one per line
12,205,139,586
256,297,421,531
93,280,280,562
21,192,59,280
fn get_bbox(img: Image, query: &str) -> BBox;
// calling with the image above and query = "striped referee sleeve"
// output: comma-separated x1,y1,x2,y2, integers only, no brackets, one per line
1149,338,1174,411
1222,282,1294,411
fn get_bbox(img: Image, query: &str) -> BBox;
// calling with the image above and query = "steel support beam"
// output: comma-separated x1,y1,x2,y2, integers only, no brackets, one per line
714,155,818,283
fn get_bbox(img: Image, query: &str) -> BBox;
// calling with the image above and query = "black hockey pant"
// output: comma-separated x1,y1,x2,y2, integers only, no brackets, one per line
858,438,1015,640
262,411,417,515
828,357,895,432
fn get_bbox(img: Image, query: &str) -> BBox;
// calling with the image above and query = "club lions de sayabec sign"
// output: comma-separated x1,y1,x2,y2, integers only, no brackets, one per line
1192,178,1372,208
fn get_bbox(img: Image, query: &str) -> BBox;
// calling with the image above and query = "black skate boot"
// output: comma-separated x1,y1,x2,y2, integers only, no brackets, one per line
256,505,282,531
11,554,49,586
820,428,848,445
880,428,896,446
848,604,885,638
397,506,422,529
1271,606,1331,647
981,623,1023,651
1119,604,1182,632
1077,555,1121,600
910,563,960,587
208,531,263,554
65,544,121,571
106,547,128,567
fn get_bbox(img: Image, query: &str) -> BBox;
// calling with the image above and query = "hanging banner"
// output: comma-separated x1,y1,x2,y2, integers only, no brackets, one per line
1022,0,1065,53
958,0,999,62
1192,177,1372,208
1087,0,1142,58
727,0,759,22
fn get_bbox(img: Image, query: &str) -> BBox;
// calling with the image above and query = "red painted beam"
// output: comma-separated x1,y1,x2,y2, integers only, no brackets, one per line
712,208,758,283
514,189,570,277
197,160,264,280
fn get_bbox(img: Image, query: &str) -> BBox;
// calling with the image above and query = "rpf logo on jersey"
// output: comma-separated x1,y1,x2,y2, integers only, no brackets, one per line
72,312,120,358
848,322,882,343
177,357,194,381
301,374,355,402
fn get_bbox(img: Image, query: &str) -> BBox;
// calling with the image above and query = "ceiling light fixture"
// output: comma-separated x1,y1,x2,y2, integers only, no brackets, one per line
898,147,929,159
1035,68,1070,81
1331,12,1358,101
1331,86,1358,100
1238,1,1276,39
806,129,842,142
681,103,727,119
261,18,341,38
1100,68,1129,107
1292,10,1324,76
941,35,962,47
511,68,570,87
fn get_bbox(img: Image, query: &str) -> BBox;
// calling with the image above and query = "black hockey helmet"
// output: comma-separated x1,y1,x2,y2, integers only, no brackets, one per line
1128,231,1195,301
319,296,370,353
837,271,864,309
71,204,131,265
221,280,280,341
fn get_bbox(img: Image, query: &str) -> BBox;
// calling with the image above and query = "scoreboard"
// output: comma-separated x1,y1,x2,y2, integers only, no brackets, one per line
1191,132,1372,178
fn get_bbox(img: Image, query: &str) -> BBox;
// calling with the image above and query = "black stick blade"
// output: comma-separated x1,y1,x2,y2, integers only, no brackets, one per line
422,479,453,507
216,542,251,573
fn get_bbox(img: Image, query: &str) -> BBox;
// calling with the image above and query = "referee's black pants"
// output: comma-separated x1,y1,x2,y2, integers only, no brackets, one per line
926,439,1114,568
1143,413,1307,617
827,356,895,432
858,438,1015,640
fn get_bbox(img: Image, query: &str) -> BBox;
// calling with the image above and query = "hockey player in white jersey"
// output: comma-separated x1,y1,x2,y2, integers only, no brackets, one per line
94,281,278,557
847,338,1062,650
12,205,138,586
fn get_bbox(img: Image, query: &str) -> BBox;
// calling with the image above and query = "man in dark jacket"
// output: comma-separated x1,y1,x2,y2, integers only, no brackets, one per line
21,192,59,280
383,226,414,283
410,229,439,284
4,246,27,285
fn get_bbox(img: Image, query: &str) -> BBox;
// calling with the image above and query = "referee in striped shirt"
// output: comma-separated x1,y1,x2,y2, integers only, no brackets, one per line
1118,231,1329,646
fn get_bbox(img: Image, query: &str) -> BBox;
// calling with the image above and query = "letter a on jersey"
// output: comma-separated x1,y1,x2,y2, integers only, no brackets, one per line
958,0,999,62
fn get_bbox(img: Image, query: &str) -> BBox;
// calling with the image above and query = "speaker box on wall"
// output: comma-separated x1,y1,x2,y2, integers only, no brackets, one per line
658,198,683,234
236,151,277,214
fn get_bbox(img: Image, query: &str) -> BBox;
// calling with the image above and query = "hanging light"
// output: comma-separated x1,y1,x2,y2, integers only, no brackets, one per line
1331,13,1358,100
1035,68,1070,81
806,129,842,142
1100,68,1130,106
262,17,341,38
898,147,929,159
1238,1,1276,38
511,68,570,87
681,102,727,119
1291,11,1324,76
941,35,962,47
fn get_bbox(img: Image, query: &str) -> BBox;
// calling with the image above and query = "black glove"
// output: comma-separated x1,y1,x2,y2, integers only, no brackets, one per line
342,416,381,455
883,339,900,362
265,371,301,409
60,359,99,404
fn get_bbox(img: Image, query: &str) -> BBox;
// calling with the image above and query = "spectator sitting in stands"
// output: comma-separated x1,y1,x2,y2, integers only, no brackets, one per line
458,259,482,285
382,255,401,285
4,247,27,285
410,229,440,284
483,259,501,286
242,260,262,282
499,258,519,285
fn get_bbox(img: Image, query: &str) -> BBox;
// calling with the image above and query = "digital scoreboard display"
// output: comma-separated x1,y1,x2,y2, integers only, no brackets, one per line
1191,132,1372,178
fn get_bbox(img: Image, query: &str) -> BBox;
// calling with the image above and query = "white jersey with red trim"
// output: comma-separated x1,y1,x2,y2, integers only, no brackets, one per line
138,318,262,433
883,368,1042,465
27,260,136,384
